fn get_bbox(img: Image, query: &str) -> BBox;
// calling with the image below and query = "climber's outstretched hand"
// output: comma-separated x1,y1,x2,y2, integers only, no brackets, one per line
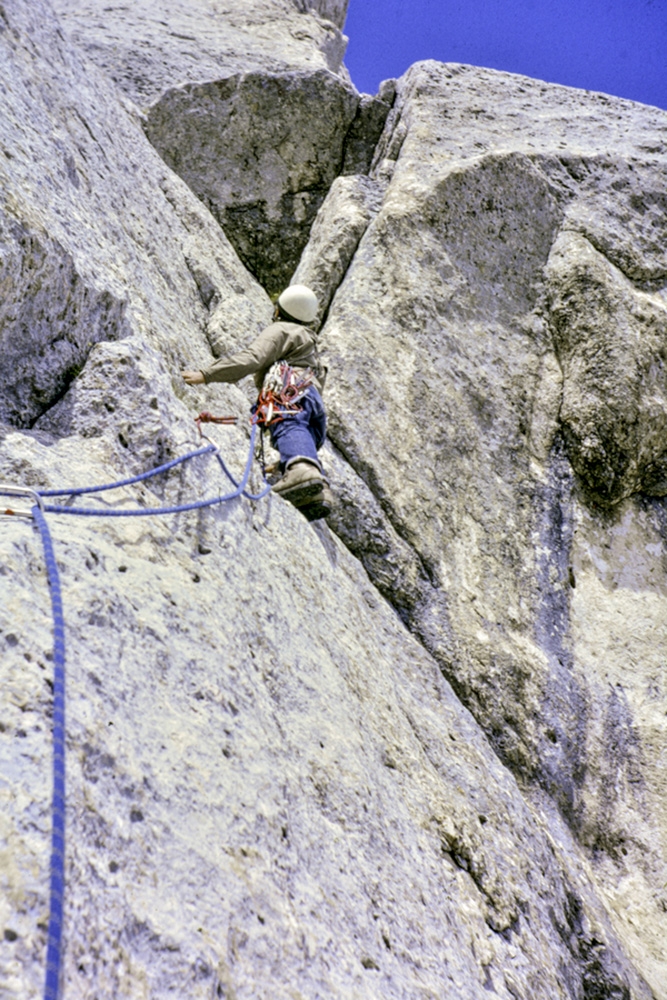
182,370,205,385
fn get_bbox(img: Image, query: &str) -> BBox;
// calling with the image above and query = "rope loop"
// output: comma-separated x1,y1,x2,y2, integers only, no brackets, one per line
1,418,273,1000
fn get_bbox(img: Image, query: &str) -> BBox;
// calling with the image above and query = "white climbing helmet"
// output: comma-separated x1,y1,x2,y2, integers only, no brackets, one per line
277,285,318,324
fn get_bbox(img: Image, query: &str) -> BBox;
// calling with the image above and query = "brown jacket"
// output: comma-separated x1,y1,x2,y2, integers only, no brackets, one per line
200,321,323,392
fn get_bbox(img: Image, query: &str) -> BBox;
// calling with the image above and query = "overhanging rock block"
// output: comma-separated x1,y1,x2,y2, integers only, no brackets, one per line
143,70,359,295
51,0,360,295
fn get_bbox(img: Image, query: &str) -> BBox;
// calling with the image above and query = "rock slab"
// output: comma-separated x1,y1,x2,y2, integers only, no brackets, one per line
311,60,667,995
1,8,666,1000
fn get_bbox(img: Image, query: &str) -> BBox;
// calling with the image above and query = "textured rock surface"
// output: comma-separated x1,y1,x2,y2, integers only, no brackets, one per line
546,230,667,504
292,174,386,326
51,0,361,294
304,0,349,29
0,0,270,434
4,427,653,1000
50,0,352,106
143,69,359,296
341,80,397,176
2,6,667,1000
311,60,667,995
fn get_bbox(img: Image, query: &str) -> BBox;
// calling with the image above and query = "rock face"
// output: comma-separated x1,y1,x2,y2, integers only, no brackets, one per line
304,60,667,995
1,5,667,1000
0,0,271,436
546,230,667,503
50,0,376,295
143,69,359,296
50,0,352,106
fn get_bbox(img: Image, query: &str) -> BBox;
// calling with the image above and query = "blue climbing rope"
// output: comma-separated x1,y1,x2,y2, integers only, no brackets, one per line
41,426,267,515
39,444,215,497
39,435,273,505
32,505,67,1000
213,450,272,501
2,425,272,1000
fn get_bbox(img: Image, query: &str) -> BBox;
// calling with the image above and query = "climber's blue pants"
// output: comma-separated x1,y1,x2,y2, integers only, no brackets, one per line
269,387,327,470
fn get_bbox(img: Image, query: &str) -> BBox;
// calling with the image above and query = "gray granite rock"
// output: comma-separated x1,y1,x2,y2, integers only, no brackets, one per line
0,0,270,435
291,174,386,325
341,84,396,175
50,0,351,106
1,8,666,1000
298,0,350,30
143,69,359,295
51,0,359,294
546,230,667,505
317,60,667,995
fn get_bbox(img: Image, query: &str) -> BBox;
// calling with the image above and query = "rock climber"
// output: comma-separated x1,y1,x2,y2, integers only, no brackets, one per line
182,285,332,520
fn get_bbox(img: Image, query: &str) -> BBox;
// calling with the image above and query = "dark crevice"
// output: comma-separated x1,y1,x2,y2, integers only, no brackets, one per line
25,361,86,431
234,78,394,295
217,190,334,298
312,213,373,332
184,256,218,310
340,82,396,176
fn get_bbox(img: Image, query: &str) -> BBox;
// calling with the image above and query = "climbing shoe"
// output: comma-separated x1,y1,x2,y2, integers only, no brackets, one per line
272,459,323,505
298,485,333,521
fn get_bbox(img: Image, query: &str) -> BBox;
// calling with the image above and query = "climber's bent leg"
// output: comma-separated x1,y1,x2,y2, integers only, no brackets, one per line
269,388,326,472
269,388,328,505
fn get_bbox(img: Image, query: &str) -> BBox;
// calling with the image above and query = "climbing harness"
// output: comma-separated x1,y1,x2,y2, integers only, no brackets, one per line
1,421,270,1000
252,360,314,427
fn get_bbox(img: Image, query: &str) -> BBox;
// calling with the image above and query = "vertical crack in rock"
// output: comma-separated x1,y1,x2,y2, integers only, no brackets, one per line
3,7,667,997
340,79,397,177
531,435,590,822
144,70,360,296
291,173,387,326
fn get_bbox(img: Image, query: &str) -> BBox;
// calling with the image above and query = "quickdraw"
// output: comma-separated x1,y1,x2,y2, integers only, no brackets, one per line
195,411,238,435
252,361,314,427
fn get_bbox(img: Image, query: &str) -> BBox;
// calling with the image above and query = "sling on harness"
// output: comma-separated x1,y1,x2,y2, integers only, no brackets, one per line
252,360,314,427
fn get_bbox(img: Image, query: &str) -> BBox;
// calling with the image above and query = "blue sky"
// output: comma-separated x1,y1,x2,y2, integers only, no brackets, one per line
344,0,667,110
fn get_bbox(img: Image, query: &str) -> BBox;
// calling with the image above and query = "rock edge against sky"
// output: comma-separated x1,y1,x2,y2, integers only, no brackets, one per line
1,2,667,998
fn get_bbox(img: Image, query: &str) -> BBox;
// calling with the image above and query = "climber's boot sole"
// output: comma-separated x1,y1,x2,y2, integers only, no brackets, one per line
300,498,332,521
297,485,333,520
276,479,324,505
